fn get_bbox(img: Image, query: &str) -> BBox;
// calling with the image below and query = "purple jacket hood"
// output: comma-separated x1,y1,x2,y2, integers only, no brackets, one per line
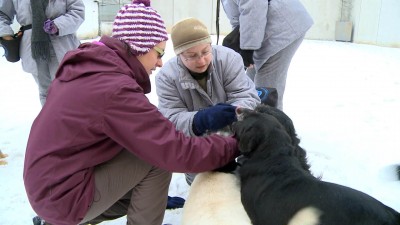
57,35,151,93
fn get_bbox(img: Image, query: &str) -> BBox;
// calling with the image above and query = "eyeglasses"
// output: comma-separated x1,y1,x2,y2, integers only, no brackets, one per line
181,48,212,62
153,46,165,59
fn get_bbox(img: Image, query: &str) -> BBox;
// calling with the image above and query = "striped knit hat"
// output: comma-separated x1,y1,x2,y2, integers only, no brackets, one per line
112,0,168,55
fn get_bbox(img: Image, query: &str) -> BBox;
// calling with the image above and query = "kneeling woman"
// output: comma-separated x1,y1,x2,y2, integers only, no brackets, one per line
23,1,239,225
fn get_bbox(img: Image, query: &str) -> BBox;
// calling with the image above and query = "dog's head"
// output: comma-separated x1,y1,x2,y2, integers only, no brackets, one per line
253,105,298,145
233,108,293,157
234,105,311,172
253,105,311,171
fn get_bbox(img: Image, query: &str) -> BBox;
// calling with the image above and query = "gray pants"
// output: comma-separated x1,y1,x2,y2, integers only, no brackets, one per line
249,35,305,110
33,46,59,106
80,149,172,225
185,172,197,186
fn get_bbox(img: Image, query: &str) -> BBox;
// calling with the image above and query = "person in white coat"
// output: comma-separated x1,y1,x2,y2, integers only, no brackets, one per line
221,0,313,110
155,18,260,185
0,0,85,106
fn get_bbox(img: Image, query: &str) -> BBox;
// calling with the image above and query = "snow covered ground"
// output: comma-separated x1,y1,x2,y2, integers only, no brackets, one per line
1,37,399,225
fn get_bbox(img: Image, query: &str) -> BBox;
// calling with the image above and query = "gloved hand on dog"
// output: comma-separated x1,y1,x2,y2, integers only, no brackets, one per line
43,19,59,35
193,103,237,136
240,49,254,67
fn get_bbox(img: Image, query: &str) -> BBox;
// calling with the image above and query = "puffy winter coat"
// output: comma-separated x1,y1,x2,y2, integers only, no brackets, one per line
23,36,238,225
155,45,260,136
0,0,84,74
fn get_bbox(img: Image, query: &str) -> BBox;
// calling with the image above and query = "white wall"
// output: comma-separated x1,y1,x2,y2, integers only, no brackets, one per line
302,0,400,47
6,0,400,47
76,0,99,40
300,0,342,41
352,0,400,47
150,0,400,48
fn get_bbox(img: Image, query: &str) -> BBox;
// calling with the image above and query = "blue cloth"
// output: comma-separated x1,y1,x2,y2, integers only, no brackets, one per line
166,196,185,209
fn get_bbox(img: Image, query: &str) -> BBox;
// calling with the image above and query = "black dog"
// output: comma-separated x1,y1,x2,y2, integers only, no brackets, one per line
233,105,400,225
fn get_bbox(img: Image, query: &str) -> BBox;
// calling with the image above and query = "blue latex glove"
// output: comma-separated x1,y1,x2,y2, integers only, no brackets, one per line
43,19,58,35
193,103,237,136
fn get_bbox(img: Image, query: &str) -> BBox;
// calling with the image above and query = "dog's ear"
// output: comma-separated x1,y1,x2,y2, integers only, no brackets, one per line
294,145,312,172
255,105,298,145
255,105,313,173
233,117,263,155
235,107,253,121
238,126,262,155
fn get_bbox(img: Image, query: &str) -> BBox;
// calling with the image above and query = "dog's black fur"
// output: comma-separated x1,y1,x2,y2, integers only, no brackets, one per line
251,105,311,173
233,104,400,225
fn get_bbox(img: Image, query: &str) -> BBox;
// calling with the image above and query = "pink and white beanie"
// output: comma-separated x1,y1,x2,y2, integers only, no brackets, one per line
112,0,168,55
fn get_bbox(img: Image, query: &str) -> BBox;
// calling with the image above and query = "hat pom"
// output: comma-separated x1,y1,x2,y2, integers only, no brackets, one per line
133,0,150,7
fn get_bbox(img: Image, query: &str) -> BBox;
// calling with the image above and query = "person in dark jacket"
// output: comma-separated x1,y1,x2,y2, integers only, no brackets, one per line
23,1,239,225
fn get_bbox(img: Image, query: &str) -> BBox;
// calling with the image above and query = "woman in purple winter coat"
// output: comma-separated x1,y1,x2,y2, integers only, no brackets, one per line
23,1,239,225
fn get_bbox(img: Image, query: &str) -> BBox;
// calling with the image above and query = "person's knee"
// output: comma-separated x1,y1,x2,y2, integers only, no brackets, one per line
160,169,172,182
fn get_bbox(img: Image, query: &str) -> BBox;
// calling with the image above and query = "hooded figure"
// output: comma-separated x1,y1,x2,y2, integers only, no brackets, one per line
23,1,239,224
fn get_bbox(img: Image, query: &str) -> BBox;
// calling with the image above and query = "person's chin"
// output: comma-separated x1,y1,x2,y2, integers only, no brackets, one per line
195,66,207,73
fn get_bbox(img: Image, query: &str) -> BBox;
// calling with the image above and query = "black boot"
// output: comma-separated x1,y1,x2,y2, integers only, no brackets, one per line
32,216,48,225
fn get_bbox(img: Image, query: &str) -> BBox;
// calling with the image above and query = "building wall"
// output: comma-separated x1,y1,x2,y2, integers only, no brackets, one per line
301,0,400,47
352,0,400,47
6,0,399,47
149,0,400,48
77,0,99,39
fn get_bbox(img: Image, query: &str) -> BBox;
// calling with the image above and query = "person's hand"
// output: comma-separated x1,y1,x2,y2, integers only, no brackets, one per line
193,103,237,135
240,49,254,67
43,19,58,35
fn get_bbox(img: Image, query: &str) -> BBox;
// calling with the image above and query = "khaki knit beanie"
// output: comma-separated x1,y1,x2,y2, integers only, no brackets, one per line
171,18,212,55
